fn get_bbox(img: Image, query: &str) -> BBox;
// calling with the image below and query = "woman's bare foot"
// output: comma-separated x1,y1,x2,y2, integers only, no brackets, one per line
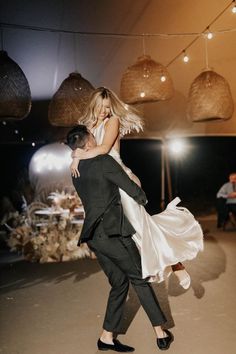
174,269,191,289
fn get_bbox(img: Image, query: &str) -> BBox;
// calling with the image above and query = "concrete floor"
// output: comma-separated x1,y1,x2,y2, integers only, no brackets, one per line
0,216,236,354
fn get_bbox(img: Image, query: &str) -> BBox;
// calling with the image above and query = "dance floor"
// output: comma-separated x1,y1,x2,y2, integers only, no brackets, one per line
0,216,235,354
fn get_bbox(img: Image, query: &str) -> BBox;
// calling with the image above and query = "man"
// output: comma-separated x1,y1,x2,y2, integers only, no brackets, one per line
216,172,236,228
66,125,173,352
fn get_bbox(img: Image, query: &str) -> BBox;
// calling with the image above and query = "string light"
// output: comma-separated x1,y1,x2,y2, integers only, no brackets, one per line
183,51,189,63
32,142,35,147
206,27,213,39
140,91,146,97
232,1,236,13
160,75,166,82
0,0,234,74
167,1,234,67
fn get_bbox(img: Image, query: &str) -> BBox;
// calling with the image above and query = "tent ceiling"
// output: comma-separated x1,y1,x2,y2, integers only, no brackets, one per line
0,0,236,138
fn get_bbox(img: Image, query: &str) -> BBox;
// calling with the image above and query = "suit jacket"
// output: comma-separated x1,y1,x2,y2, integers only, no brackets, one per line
72,154,147,244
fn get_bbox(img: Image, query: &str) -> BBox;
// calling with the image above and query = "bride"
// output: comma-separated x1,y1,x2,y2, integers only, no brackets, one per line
70,87,204,288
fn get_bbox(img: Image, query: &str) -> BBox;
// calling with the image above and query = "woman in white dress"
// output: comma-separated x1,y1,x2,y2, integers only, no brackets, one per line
70,87,203,287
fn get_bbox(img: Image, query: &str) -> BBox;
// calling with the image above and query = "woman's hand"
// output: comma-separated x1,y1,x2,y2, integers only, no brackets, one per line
70,157,80,178
130,173,141,187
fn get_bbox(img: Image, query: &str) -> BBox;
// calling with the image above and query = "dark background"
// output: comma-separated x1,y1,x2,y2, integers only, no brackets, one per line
121,137,236,215
1,135,236,216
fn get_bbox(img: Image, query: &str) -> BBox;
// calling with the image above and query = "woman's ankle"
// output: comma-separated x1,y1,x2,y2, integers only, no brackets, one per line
171,262,185,271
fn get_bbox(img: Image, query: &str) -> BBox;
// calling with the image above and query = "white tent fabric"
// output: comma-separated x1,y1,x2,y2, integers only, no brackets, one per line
1,0,235,136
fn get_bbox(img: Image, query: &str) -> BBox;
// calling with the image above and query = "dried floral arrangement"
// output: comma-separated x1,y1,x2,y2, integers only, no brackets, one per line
4,191,92,263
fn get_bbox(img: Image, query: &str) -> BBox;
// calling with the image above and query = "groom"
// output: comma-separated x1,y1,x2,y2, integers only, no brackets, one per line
66,125,174,352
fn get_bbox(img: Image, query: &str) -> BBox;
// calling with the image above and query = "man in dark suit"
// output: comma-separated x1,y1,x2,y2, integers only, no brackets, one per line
66,125,173,352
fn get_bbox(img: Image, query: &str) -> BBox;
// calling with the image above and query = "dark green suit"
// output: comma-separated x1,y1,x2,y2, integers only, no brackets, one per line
73,154,147,244
73,154,166,332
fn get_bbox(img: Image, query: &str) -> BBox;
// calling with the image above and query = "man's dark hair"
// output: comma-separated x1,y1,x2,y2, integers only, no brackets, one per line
66,124,90,150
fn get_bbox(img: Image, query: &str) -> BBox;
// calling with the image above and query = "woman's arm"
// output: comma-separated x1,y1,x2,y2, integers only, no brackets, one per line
70,116,120,177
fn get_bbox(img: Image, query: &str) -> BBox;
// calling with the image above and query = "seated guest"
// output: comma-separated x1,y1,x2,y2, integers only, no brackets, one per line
216,172,236,228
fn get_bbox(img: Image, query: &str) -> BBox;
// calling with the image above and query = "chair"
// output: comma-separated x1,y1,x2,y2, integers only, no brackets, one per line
216,197,229,228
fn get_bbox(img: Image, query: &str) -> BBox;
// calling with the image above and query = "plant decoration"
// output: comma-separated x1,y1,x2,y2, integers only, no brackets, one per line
5,190,92,263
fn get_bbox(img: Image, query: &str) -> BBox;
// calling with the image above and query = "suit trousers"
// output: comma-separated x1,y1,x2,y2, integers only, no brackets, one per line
87,226,166,332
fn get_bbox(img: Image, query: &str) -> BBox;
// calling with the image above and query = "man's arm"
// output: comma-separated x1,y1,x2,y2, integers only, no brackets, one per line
217,183,230,199
102,155,147,205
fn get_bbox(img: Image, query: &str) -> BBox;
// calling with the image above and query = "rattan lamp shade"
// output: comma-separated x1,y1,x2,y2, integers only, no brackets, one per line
187,70,234,122
0,50,31,120
48,72,94,127
120,55,174,104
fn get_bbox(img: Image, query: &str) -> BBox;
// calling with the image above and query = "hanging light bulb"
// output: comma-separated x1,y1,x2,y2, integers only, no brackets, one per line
160,75,166,82
206,27,213,39
207,32,213,39
232,1,236,13
183,50,189,63
140,91,146,97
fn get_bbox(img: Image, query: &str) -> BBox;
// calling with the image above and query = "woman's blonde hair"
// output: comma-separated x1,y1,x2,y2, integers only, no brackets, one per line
79,87,144,136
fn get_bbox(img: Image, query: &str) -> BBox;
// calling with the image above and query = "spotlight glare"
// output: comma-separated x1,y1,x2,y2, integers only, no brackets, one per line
168,139,187,157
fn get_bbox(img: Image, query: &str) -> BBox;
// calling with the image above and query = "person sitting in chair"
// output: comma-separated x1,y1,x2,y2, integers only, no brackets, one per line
216,172,236,228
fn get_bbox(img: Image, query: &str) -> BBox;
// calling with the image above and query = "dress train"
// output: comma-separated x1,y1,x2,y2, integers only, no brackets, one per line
93,122,204,282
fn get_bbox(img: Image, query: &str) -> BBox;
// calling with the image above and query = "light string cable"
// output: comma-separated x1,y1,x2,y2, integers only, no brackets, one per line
166,0,235,67
142,34,146,56
0,1,235,61
52,0,65,92
0,25,3,50
204,35,209,70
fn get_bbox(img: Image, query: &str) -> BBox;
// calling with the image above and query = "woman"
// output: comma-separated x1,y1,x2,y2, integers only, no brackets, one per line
71,87,203,287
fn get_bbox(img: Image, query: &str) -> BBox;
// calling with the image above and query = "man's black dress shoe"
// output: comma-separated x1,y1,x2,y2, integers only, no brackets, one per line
156,330,174,350
97,338,135,352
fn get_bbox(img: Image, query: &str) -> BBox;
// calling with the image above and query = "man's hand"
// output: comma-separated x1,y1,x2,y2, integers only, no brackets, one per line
141,196,148,205
228,192,236,198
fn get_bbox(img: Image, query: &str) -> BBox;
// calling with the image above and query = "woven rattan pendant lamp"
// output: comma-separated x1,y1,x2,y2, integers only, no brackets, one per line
187,37,234,122
187,69,234,122
120,55,174,104
48,72,94,127
0,50,31,120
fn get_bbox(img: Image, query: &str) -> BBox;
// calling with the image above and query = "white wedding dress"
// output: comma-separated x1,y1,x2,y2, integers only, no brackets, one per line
92,122,204,282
